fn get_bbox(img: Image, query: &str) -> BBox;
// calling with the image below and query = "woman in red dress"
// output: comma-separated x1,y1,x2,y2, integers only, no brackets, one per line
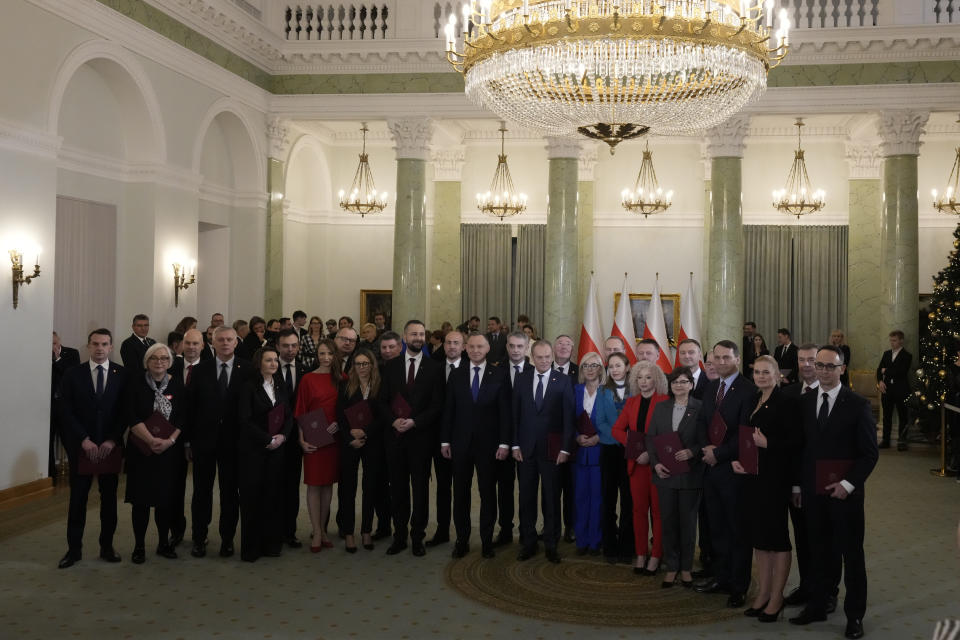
295,339,342,552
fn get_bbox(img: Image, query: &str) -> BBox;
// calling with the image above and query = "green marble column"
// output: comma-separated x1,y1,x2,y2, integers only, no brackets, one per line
544,137,581,343
847,178,883,373
430,179,462,327
265,157,284,318
705,158,744,349
577,180,594,323
702,178,712,322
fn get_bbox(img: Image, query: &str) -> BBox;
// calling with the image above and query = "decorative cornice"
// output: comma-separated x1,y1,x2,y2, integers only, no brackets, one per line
386,118,433,161
706,114,752,158
877,110,930,156
266,117,291,159
0,117,62,159
57,145,203,192
199,182,268,209
431,148,465,181
578,145,599,181
845,139,883,179
783,25,960,66
544,137,581,160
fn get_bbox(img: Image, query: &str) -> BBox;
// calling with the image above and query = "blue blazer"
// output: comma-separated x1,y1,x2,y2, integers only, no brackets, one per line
574,384,618,465
512,367,575,459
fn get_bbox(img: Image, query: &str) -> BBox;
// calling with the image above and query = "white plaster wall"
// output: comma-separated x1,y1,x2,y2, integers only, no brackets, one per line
198,222,231,323
283,218,310,313
229,206,267,323
312,223,394,323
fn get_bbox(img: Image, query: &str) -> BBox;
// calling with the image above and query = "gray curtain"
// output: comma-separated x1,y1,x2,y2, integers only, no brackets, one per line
515,225,546,335
461,224,511,325
744,225,848,346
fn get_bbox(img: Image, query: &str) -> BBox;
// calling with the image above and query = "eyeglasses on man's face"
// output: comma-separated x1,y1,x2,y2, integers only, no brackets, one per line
814,362,842,371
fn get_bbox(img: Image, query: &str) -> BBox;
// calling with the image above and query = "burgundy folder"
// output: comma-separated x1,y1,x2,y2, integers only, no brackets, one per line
298,408,335,448
708,413,727,447
652,432,689,475
131,412,176,456
344,400,374,432
816,459,854,495
577,411,597,437
737,425,759,475
547,432,564,462
390,393,412,419
77,445,122,476
624,429,646,460
267,404,285,436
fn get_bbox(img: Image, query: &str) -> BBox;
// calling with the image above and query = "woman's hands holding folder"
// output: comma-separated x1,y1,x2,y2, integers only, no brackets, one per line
654,463,671,479
635,451,650,465
576,434,599,447
731,460,746,475
674,448,693,461
752,428,767,449
300,436,317,454
349,429,366,448
327,421,339,434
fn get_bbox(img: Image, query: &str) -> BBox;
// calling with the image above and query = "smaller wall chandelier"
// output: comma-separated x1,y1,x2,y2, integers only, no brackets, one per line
339,123,388,217
932,117,960,215
477,121,527,220
772,118,825,218
621,141,673,218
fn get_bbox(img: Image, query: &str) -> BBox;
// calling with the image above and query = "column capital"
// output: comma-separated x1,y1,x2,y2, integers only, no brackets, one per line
845,138,882,179
266,117,291,160
431,147,466,181
578,145,599,181
387,118,434,161
544,136,582,160
877,110,929,157
705,114,751,158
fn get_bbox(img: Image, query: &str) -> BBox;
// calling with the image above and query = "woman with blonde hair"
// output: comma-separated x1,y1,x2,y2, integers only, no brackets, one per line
611,360,669,574
829,329,851,386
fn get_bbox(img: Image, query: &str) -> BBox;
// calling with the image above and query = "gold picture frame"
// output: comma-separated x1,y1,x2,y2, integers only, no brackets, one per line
613,292,681,345
360,289,392,328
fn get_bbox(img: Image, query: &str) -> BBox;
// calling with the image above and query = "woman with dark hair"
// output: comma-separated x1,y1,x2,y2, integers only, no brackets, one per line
237,346,294,562
295,338,342,552
337,348,383,552
601,351,633,563
238,316,267,360
300,315,324,370
173,316,197,336
748,334,770,372
647,366,704,588
121,343,185,564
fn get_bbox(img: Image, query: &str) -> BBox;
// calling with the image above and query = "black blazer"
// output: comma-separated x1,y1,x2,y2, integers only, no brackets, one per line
695,373,757,470
338,386,387,446
691,370,709,401
52,346,81,396
647,396,705,490
120,334,155,370
486,332,508,366
379,353,444,442
168,356,204,387
876,348,912,398
441,362,512,455
183,356,254,452
774,343,799,384
120,373,186,435
236,333,266,361
511,367,575,459
501,359,532,388
798,386,879,495
57,360,126,452
237,376,294,453
277,358,312,398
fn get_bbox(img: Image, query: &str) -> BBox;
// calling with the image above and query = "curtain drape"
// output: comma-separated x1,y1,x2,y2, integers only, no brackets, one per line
460,223,512,325
515,224,546,336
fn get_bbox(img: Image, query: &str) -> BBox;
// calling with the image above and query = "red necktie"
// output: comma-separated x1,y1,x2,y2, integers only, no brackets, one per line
715,380,726,405
407,357,416,387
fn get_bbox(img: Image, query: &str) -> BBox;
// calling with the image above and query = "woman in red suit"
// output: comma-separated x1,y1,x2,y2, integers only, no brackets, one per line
295,339,342,552
611,360,668,575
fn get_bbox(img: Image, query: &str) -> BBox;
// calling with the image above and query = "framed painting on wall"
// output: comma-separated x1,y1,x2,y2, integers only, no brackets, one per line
613,292,681,345
360,289,392,329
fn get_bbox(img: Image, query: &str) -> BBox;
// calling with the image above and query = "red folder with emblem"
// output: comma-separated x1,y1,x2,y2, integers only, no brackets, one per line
298,408,335,447
131,411,176,456
737,425,759,475
652,432,689,475
267,404,285,436
577,412,597,437
77,445,123,476
390,393,412,420
344,400,374,432
708,413,728,447
624,429,646,460
816,459,854,495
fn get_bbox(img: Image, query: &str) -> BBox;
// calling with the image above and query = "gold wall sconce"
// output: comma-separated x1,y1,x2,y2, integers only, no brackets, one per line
10,248,41,309
172,261,196,307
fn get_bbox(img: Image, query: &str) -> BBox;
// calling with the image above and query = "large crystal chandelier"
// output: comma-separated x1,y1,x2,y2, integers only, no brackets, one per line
444,1,790,153
338,123,388,217
932,118,960,215
621,141,673,217
477,122,528,219
772,118,825,218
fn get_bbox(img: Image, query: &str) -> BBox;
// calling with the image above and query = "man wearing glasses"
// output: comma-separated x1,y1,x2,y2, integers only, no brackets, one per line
334,327,359,373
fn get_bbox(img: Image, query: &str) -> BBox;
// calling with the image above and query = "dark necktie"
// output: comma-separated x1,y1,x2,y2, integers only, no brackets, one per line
186,363,194,386
513,365,520,387
818,392,830,428
472,366,480,402
535,373,544,411
802,385,811,394
95,365,104,397
407,357,416,387
715,380,726,405
448,363,455,382
219,362,229,395
285,364,294,396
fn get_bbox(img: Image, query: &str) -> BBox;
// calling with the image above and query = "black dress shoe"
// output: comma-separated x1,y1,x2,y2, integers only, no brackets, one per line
789,609,827,625
191,541,207,558
451,541,469,558
517,545,537,561
99,547,122,563
219,543,234,558
425,535,450,547
156,545,178,560
493,532,513,547
758,605,785,623
681,579,694,589
371,529,392,541
131,547,146,564
481,544,495,559
169,530,185,548
827,595,838,614
727,593,746,608
661,579,678,589
562,528,576,543
411,541,426,557
385,540,408,555
545,548,561,564
693,579,730,594
845,618,864,639
58,552,80,569
286,537,303,549
783,587,808,606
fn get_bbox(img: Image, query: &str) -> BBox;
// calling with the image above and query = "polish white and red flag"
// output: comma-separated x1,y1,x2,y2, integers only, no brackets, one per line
578,273,605,364
675,272,702,368
644,276,674,374
611,273,638,365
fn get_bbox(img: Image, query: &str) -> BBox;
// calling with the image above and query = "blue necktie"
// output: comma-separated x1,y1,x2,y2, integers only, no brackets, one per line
535,373,544,411
95,365,104,397
471,366,480,402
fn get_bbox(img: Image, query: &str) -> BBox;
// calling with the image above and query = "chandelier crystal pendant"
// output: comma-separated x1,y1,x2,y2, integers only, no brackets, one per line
772,118,825,219
444,1,790,153
339,123,388,217
932,117,960,215
477,121,528,220
621,141,673,217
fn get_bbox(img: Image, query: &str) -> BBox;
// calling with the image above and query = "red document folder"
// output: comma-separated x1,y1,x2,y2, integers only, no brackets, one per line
267,404,285,436
624,429,646,460
708,413,727,447
577,412,597,437
737,426,759,475
77,446,122,476
344,400,374,432
299,408,335,447
816,459,854,495
390,394,412,419
131,411,176,456
652,432,689,475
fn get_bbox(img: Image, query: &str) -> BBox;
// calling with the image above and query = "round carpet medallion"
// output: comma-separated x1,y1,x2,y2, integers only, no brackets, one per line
445,547,750,627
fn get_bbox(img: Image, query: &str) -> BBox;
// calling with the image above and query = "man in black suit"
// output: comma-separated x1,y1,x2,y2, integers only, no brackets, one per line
774,328,799,385
427,331,465,548
693,340,757,608
552,333,578,543
552,334,578,378
742,322,757,375
51,331,81,480
876,329,912,450
441,333,511,558
183,325,252,558
512,339,575,563
120,314,155,370
495,331,532,545
291,310,308,340
334,326,358,373
677,338,707,400
790,345,878,640
56,328,125,568
485,316,507,366
379,320,444,557
276,328,310,548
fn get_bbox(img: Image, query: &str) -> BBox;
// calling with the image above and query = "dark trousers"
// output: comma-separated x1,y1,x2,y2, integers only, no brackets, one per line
432,448,452,538
452,448,497,545
238,450,283,561
338,440,382,534
385,435,431,544
518,451,561,550
789,500,812,596
804,492,867,620
66,459,118,554
496,457,515,534
880,392,909,443
600,444,633,559
280,442,302,540
132,503,169,548
697,497,714,566
169,454,188,538
704,469,752,594
657,485,701,572
191,446,239,544
559,460,575,533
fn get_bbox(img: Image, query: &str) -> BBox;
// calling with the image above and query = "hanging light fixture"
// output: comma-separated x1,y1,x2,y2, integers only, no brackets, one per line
621,141,673,217
772,118,825,218
338,123,388,217
443,1,790,154
477,121,527,220
932,116,960,215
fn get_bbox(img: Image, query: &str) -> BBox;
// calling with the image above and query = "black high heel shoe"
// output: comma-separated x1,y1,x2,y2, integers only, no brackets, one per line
744,601,770,617
758,604,785,623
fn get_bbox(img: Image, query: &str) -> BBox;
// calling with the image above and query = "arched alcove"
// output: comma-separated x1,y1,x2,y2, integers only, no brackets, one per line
285,134,334,216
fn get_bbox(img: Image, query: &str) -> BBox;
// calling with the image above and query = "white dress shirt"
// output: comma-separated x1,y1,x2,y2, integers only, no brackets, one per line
281,359,297,388
263,378,277,405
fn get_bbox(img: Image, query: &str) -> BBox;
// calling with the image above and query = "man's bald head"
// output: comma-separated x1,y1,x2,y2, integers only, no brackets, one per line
182,329,204,361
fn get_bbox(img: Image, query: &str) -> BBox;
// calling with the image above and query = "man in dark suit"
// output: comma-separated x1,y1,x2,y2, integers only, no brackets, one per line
441,333,511,558
512,339,575,563
334,326,358,373
427,330,465,548
485,316,507,366
742,322,757,375
291,310,308,340
876,329,912,450
276,328,310,548
552,333,578,543
790,345,878,640
51,331,81,480
495,331,532,545
56,328,125,568
552,334,578,378
379,320,444,557
677,338,707,400
119,314,155,370
774,328,799,385
183,325,252,558
693,340,757,608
